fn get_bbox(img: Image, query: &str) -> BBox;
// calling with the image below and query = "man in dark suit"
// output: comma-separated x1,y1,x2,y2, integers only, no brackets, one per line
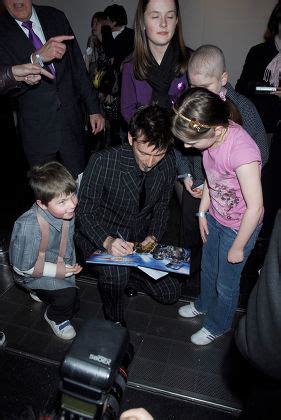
0,0,104,178
76,104,181,325
102,4,134,72
100,4,134,146
235,209,281,419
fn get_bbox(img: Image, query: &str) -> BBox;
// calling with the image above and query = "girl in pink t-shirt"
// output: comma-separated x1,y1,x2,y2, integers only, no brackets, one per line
172,87,263,345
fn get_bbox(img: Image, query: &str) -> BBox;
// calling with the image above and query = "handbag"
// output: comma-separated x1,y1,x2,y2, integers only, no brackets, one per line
93,66,119,96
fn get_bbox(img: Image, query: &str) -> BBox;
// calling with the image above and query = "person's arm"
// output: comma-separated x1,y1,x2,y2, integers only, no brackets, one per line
0,64,16,93
13,261,82,277
103,236,134,256
198,181,211,243
76,154,112,252
58,10,104,133
120,62,138,122
228,161,263,263
0,63,53,93
240,97,269,167
12,63,53,83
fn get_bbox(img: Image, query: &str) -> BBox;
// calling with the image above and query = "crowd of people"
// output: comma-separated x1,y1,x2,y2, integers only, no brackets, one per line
1,0,281,418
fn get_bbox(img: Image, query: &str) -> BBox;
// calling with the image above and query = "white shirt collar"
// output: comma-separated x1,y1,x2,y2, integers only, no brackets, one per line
112,26,125,39
15,7,46,43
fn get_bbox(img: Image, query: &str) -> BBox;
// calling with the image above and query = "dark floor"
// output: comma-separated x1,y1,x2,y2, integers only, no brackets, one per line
0,269,244,419
0,103,267,419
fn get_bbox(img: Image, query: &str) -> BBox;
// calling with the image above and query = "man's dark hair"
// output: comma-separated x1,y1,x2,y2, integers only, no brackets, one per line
128,104,173,151
104,4,127,26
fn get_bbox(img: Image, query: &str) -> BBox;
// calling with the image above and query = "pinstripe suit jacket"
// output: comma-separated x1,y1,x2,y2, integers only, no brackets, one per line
75,144,176,259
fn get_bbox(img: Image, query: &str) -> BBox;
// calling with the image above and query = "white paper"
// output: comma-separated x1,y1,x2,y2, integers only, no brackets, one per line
137,266,168,280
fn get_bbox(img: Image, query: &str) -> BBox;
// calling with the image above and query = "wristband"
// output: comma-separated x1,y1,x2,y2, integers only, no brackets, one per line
35,53,44,67
196,211,207,218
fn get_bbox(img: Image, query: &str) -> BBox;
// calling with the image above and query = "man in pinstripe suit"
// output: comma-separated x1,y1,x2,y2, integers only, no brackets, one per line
76,104,181,325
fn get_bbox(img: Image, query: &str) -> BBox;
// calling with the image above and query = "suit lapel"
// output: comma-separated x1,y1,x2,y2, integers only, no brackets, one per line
120,146,141,206
146,167,165,210
33,6,60,77
34,6,55,43
2,11,35,60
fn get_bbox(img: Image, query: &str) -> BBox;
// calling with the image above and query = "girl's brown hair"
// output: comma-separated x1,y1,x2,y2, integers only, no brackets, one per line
172,87,231,142
133,0,189,80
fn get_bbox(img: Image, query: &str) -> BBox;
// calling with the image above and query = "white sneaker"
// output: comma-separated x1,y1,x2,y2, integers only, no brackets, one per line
178,302,203,318
191,327,218,345
30,291,42,302
44,311,76,340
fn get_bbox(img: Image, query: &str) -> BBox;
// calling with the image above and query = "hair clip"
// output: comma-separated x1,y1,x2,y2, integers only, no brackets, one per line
172,106,213,132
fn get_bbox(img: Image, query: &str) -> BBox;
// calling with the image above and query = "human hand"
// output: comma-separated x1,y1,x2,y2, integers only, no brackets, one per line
199,215,208,243
183,177,202,198
141,236,157,247
271,88,281,97
228,246,244,263
65,263,83,275
120,407,154,420
104,236,134,256
191,184,203,198
89,113,105,134
34,35,74,63
12,63,54,84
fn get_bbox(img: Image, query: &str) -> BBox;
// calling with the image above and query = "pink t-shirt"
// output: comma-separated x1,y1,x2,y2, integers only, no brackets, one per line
203,122,261,229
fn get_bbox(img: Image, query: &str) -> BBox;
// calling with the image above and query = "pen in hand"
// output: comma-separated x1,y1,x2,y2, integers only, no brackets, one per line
117,231,134,254
117,231,127,243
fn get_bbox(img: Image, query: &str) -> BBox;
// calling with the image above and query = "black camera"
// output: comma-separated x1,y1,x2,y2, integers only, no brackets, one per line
60,319,134,419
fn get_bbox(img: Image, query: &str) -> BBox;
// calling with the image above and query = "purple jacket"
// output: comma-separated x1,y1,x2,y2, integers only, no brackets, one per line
121,61,188,122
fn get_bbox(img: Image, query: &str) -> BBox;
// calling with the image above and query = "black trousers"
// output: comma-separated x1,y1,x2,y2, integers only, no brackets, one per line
92,265,181,323
33,287,79,324
181,189,202,278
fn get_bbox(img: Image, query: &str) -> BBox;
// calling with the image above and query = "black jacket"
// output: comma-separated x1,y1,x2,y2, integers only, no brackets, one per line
0,65,16,94
75,143,176,258
235,40,281,132
101,26,134,71
235,209,281,380
0,5,101,176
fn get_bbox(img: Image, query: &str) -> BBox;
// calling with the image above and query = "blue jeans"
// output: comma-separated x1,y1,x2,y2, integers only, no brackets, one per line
195,214,261,336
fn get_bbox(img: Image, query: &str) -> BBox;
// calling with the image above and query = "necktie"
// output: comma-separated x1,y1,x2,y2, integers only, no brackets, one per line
22,20,55,76
139,173,147,211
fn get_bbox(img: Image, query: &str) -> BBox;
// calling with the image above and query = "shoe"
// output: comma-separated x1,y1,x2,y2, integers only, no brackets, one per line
115,320,127,328
44,310,76,340
191,327,218,345
30,291,42,302
125,287,138,297
178,302,203,318
0,331,6,346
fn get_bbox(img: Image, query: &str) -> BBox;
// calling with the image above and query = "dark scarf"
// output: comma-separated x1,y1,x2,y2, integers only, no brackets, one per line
146,36,179,108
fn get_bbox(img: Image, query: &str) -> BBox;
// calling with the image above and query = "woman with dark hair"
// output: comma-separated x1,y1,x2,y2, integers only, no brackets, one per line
121,0,191,122
236,1,281,134
84,12,108,80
